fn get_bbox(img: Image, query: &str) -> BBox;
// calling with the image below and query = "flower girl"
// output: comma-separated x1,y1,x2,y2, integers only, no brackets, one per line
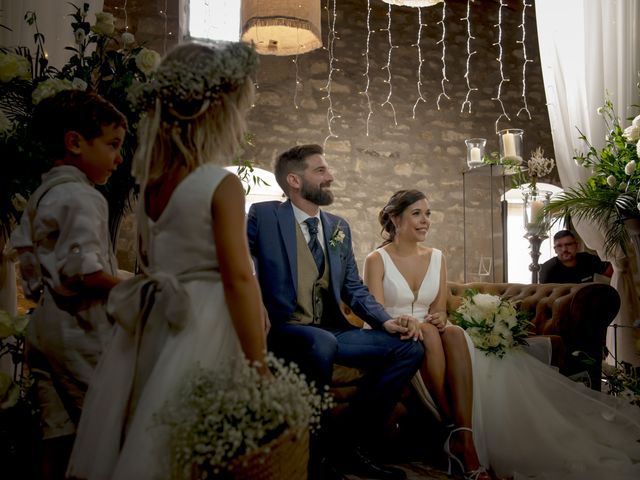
67,41,268,479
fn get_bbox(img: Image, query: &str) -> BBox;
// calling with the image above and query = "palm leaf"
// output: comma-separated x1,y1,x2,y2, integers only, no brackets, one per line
545,183,631,256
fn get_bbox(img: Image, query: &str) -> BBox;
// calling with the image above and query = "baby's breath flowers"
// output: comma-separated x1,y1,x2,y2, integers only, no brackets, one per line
451,289,532,358
158,353,333,479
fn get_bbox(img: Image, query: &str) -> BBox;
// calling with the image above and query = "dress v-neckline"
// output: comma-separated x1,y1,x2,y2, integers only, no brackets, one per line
380,248,433,302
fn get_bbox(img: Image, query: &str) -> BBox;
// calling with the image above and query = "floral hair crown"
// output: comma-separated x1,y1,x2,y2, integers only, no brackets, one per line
130,41,258,120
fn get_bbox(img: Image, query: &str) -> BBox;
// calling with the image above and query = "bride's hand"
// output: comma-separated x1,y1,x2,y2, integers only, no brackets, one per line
425,312,447,332
384,315,423,341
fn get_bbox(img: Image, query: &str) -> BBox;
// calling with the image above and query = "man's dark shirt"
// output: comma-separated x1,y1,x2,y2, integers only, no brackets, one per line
540,252,610,283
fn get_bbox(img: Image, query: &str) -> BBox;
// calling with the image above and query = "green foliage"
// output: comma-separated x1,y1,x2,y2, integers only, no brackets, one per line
0,4,159,243
545,95,640,256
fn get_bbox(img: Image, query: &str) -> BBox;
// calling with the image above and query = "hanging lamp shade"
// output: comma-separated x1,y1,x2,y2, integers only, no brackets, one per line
381,0,443,6
241,0,322,56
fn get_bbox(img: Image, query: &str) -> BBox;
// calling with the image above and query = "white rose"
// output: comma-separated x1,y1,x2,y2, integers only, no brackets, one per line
93,12,115,36
72,77,88,91
623,124,640,143
632,115,640,128
472,293,501,315
0,51,31,82
121,32,135,47
135,48,161,75
74,28,86,45
31,78,74,104
487,333,502,348
625,160,636,176
637,140,640,160
606,175,617,187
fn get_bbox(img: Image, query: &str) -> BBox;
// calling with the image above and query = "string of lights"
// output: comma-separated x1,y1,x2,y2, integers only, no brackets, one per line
323,0,340,148
412,7,427,119
360,0,374,136
517,1,532,119
460,0,477,114
160,0,169,54
293,55,301,110
380,3,398,126
436,0,450,110
491,0,511,132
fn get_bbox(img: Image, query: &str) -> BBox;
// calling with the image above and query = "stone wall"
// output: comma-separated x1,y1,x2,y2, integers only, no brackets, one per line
107,0,557,281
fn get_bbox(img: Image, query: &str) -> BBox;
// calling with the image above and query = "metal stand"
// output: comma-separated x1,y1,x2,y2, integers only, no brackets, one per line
525,232,547,283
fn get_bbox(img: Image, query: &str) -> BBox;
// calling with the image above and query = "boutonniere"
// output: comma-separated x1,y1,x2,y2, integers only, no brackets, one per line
329,222,346,248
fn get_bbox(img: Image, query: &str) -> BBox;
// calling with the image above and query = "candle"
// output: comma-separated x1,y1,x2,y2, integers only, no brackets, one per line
470,147,481,163
502,132,516,158
529,200,544,224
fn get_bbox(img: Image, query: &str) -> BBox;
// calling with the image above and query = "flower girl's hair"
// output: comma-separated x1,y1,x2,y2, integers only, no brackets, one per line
132,41,258,186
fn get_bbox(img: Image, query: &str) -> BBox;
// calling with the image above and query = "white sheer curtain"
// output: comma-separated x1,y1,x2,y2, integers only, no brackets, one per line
0,0,104,70
536,0,640,366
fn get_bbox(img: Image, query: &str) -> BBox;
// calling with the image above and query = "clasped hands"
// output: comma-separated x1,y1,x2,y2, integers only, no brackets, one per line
384,311,447,340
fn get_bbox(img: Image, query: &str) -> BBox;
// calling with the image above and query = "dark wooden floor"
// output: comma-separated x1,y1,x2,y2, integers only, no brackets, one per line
346,462,454,479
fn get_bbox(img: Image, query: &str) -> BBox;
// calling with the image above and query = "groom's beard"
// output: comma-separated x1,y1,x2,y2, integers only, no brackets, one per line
301,180,334,206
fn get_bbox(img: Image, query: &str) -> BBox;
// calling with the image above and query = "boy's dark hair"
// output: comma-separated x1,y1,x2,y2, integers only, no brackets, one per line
31,90,127,159
553,230,576,242
274,144,323,195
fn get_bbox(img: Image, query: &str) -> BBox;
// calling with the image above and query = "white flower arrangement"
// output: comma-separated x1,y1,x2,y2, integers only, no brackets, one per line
158,353,333,479
451,289,532,358
329,222,346,248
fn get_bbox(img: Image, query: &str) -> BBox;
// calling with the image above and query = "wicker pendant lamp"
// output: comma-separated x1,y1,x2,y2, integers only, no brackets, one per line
381,0,443,6
241,0,322,56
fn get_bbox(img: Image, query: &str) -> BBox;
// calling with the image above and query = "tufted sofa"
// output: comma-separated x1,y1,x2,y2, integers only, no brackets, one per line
332,281,621,416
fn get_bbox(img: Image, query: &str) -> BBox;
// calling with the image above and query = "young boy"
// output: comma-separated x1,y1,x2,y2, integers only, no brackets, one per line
10,89,127,480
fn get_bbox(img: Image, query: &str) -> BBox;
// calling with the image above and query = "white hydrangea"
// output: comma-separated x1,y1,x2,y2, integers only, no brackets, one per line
31,78,75,104
0,51,31,82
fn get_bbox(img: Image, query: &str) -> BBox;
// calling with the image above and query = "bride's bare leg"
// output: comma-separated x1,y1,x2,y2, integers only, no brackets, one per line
419,323,452,421
441,326,487,476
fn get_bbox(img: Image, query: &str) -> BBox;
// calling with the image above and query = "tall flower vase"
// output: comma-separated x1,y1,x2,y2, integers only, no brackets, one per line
523,190,552,283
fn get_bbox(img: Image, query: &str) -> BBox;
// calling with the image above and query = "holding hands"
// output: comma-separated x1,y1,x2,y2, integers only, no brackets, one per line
425,312,447,332
384,315,423,341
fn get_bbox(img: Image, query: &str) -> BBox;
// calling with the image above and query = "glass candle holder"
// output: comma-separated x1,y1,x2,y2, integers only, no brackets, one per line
498,128,524,165
465,138,486,169
523,190,552,235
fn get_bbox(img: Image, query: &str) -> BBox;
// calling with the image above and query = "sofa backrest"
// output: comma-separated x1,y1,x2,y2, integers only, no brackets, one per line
446,282,620,336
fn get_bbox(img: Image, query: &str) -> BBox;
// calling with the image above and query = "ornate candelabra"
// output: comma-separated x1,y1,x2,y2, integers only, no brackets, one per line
523,189,552,283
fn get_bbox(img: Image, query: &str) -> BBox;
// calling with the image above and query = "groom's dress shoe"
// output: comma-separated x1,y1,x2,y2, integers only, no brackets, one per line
341,447,406,480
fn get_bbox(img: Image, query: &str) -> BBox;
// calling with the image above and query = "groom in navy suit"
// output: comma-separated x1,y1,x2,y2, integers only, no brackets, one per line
247,144,424,480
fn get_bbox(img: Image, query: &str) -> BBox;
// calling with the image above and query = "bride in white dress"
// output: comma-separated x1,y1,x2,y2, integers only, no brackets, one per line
364,190,640,480
67,42,268,480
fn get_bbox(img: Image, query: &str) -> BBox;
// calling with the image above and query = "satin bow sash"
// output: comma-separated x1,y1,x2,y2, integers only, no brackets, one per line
107,269,218,335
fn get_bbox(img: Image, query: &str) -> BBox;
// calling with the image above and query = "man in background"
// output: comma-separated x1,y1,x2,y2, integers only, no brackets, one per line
540,230,613,283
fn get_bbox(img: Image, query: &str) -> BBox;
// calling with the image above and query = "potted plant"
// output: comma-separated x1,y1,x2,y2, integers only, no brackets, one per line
544,94,640,256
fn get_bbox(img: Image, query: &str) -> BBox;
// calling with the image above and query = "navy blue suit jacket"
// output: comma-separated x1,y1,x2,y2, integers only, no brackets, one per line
247,200,391,330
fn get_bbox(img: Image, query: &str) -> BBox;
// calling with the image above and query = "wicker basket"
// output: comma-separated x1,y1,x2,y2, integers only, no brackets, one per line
225,427,309,480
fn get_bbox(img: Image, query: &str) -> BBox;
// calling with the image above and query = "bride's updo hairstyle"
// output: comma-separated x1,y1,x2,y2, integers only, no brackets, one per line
378,189,427,246
131,41,258,186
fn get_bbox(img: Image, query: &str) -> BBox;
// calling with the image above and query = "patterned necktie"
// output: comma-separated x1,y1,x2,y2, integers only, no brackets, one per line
304,217,325,276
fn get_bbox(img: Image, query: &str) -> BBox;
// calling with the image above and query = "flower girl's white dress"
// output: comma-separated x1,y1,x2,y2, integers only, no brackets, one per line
68,165,245,480
376,247,640,480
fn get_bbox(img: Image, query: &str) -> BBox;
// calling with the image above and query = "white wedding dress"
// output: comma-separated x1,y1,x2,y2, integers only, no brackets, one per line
377,247,640,480
68,164,245,480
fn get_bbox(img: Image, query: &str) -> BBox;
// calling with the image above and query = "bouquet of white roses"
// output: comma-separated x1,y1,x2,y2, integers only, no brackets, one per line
451,289,532,358
158,353,333,479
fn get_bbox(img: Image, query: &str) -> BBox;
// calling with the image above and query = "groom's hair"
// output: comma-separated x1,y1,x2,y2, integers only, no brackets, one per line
275,144,324,195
